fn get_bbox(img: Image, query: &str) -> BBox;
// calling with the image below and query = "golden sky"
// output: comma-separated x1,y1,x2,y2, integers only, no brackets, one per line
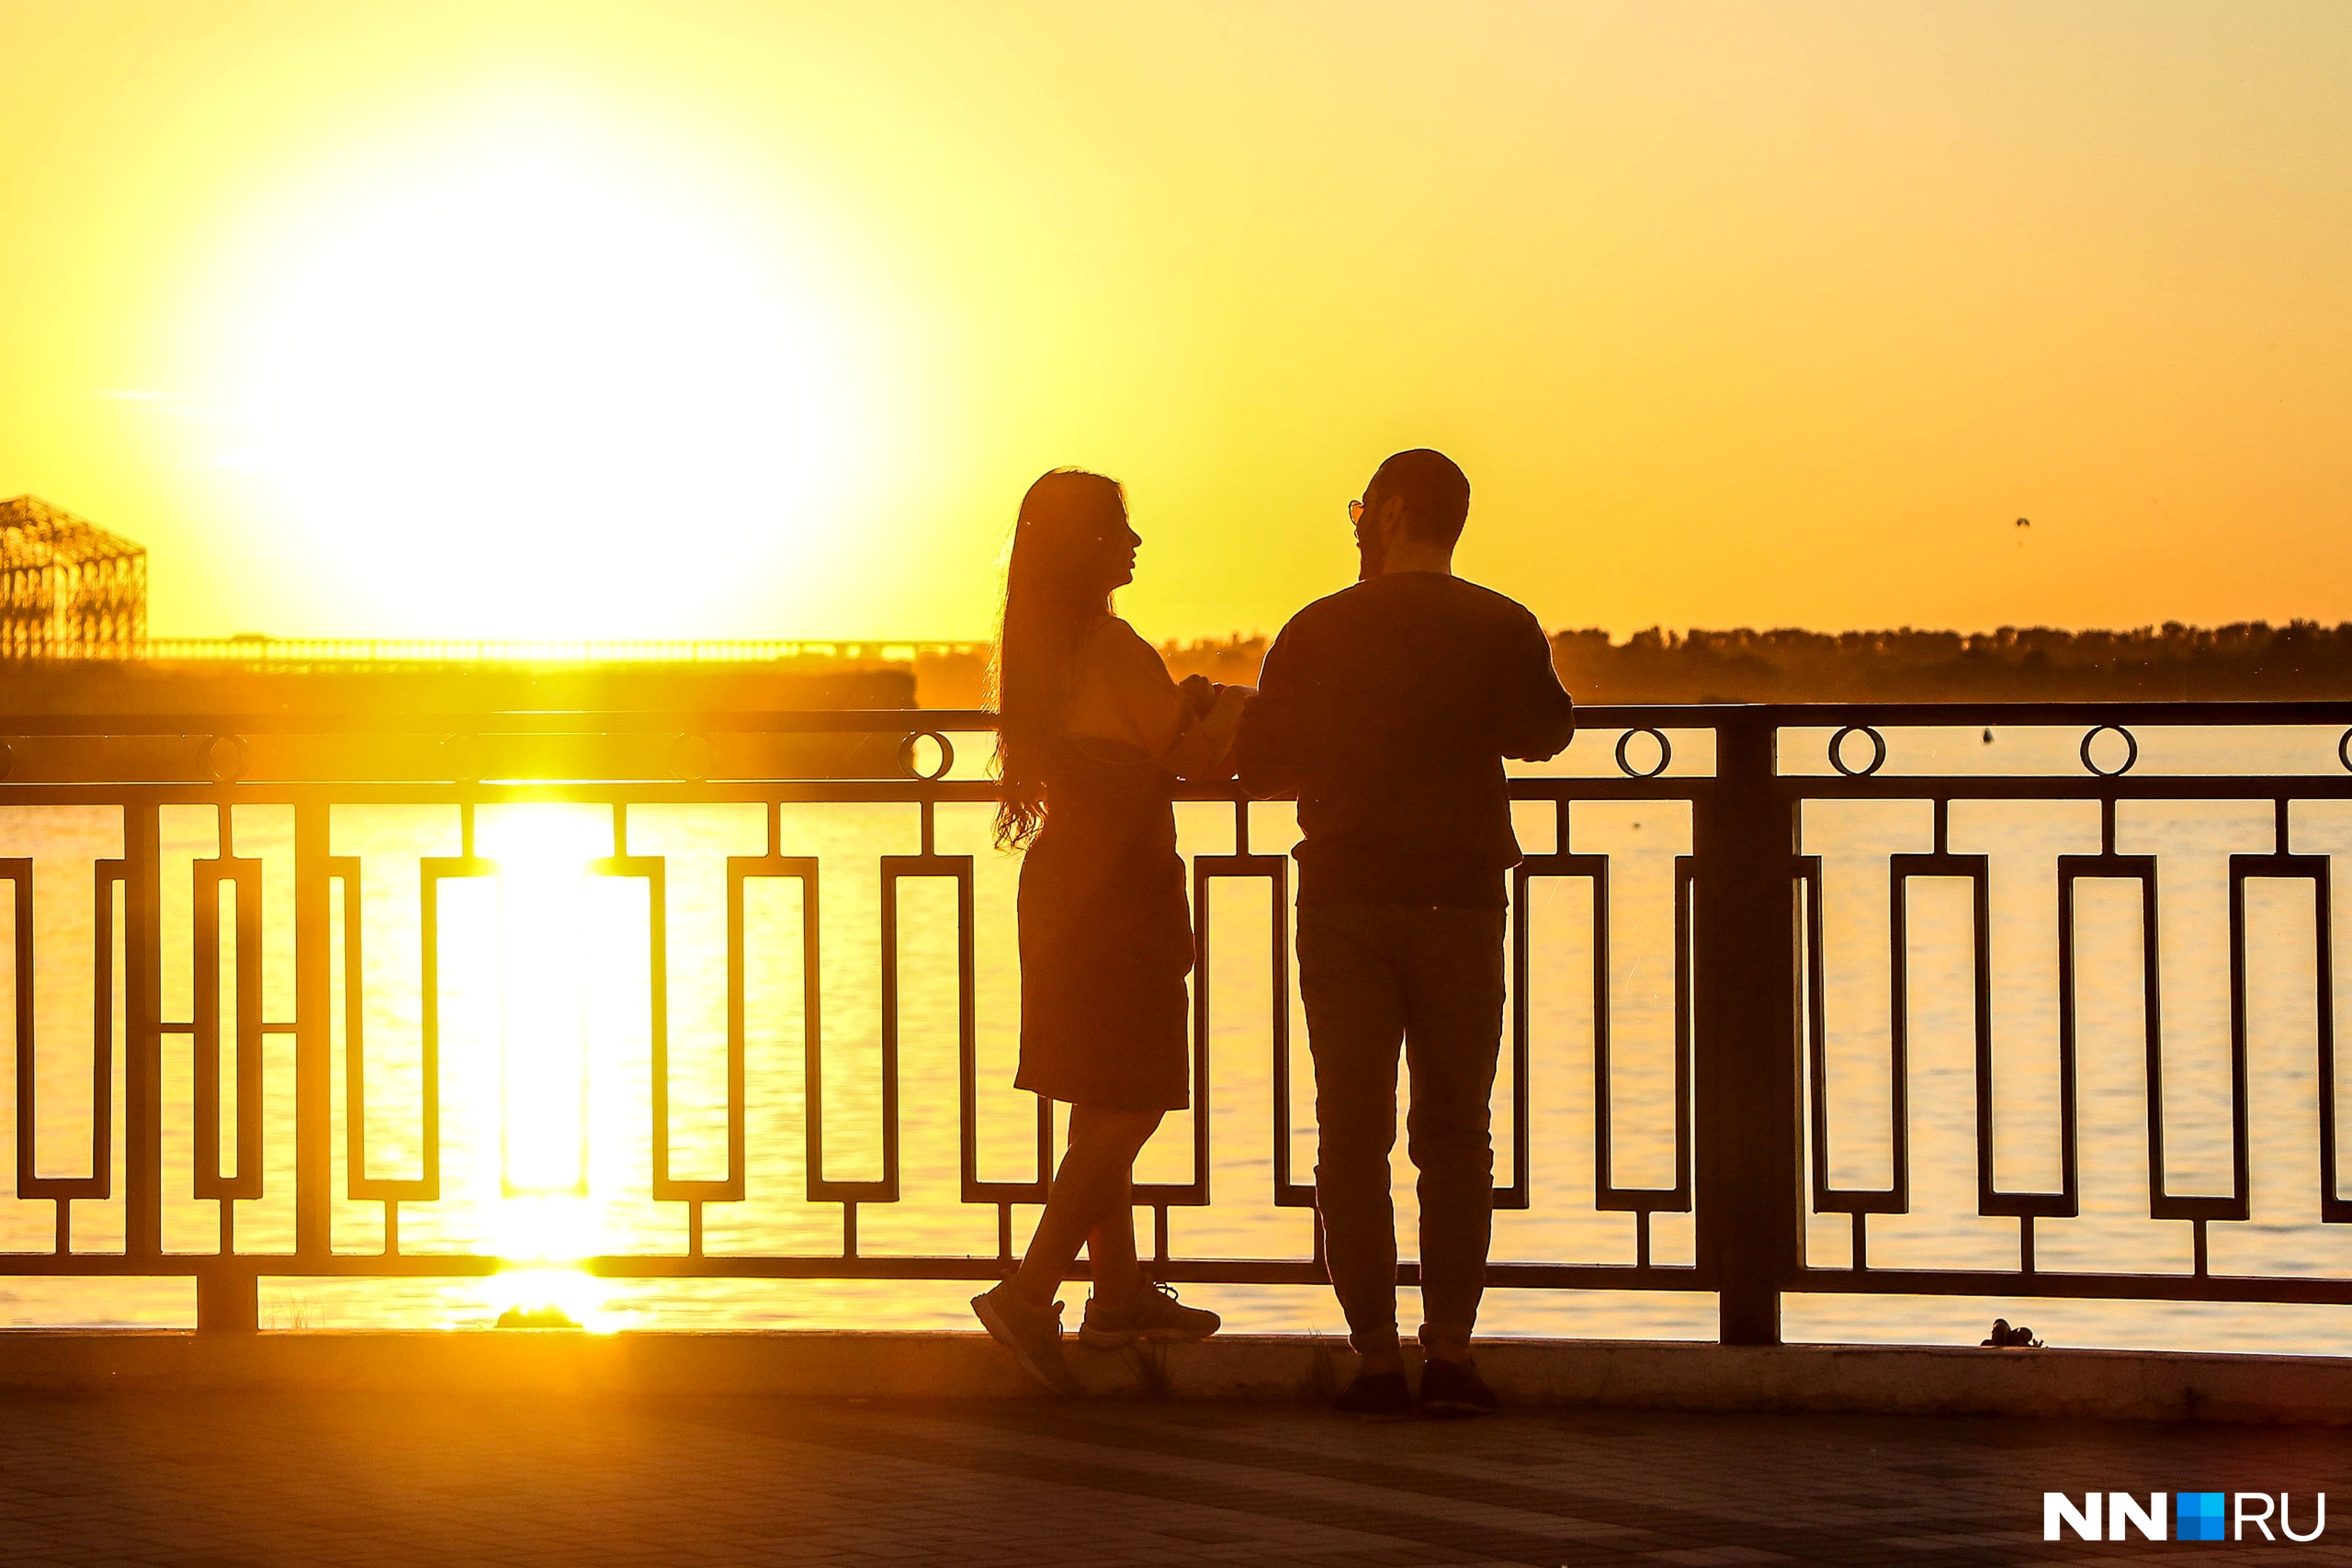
3,2,2348,643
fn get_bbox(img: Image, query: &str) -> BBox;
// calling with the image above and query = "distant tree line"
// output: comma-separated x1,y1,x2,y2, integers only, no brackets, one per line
1142,622,2352,705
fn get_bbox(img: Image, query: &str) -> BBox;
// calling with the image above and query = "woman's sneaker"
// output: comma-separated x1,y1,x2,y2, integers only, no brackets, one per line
1331,1369,1413,1418
1079,1279,1221,1348
971,1281,1079,1395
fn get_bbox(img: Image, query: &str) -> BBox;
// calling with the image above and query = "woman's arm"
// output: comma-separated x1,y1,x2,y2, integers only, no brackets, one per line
1070,621,1250,780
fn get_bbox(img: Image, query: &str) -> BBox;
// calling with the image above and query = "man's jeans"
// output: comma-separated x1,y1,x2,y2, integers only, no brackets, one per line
1297,901,1506,1359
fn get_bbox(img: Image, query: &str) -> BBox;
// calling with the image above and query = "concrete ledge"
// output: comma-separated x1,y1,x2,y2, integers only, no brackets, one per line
0,1331,2345,1425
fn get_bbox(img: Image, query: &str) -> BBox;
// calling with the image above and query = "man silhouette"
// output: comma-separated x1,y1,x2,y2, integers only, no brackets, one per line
1237,449,1575,1416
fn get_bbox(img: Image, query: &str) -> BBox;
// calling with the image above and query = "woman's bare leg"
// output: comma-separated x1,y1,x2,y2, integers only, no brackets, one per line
1011,1102,1162,1309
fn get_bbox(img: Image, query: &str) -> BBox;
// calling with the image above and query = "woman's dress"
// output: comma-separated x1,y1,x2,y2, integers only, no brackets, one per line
1012,620,1242,1113
1014,732,1194,1111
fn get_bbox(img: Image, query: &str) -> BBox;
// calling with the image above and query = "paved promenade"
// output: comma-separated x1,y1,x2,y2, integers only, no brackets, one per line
1,1388,2342,1567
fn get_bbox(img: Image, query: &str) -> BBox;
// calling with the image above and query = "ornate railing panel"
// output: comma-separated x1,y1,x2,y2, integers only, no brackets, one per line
0,702,2346,1338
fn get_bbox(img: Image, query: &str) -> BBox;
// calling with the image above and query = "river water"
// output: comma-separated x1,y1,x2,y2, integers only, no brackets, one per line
3,721,2348,1356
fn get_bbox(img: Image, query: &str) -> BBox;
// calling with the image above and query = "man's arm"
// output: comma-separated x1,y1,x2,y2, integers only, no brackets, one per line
1235,624,1309,796
1497,615,1577,763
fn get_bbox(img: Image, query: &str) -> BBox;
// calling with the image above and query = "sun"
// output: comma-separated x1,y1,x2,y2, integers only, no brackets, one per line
182,103,890,637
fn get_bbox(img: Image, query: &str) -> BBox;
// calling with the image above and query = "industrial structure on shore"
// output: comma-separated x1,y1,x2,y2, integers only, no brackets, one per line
0,495,147,660
0,496,975,710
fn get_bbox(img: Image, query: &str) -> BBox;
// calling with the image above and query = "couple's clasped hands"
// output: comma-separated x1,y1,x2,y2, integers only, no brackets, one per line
1177,672,1251,778
1178,671,1248,719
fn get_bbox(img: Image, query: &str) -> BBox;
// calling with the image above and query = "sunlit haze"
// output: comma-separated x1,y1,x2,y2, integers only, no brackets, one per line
4,2,2349,640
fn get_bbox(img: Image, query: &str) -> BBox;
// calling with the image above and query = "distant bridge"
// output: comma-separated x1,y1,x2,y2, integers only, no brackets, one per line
138,637,988,667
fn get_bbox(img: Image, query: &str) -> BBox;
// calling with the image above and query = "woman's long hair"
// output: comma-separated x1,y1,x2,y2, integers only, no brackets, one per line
989,468,1126,850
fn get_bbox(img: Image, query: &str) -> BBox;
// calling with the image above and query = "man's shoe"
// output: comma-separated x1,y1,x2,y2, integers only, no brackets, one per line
971,1282,1079,1395
1332,1369,1413,1418
1080,1279,1221,1348
1418,1356,1498,1418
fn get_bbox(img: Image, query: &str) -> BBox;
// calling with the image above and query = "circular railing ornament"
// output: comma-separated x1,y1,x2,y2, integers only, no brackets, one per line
899,730,956,783
205,734,250,785
670,733,713,783
2079,723,2139,778
1827,725,1888,778
1614,728,1671,779
2339,727,2352,774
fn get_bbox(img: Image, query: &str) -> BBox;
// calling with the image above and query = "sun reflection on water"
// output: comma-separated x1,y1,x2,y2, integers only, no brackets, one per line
491,1261,613,1333
470,807,637,1325
498,850,591,1199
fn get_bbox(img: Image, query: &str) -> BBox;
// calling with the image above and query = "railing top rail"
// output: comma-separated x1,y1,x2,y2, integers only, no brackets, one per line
1562,699,2352,728
4,699,2352,737
1586,699,2352,727
1735,699,2352,726
0,707,961,736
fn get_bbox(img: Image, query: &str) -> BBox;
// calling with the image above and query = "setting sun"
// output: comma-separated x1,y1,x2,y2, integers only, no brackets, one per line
172,97,902,638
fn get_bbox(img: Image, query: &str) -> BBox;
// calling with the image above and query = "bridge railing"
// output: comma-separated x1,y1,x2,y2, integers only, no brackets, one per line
0,702,2346,1337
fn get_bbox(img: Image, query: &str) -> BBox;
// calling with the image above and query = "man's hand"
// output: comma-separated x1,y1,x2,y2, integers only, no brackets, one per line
1178,672,1221,716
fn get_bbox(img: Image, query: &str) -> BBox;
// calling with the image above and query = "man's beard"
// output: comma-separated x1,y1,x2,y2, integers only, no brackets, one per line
1356,528,1382,581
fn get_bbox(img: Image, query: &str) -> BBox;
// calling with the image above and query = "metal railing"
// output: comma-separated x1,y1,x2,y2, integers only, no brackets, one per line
1,701,2348,1337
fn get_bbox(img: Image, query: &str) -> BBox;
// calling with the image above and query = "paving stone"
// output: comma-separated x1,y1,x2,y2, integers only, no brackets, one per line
0,1392,2344,1564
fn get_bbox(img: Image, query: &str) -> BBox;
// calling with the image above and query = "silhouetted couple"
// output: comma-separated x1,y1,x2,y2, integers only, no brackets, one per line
972,449,1576,1417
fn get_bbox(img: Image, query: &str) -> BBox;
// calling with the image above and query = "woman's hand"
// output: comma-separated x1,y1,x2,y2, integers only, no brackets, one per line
1177,673,1222,716
1173,685,1252,781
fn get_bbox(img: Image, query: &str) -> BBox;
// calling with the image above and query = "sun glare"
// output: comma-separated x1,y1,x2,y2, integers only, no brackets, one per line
183,106,888,636
491,1261,613,1332
462,807,636,1299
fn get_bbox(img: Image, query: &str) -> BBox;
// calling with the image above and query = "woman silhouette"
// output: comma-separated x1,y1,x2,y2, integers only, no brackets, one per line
971,469,1247,1392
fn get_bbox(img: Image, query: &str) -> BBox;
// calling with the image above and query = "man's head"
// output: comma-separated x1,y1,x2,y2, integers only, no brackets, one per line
1352,448,1470,580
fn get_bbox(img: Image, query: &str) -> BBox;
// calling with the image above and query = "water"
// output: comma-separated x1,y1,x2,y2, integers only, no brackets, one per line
3,721,2349,1356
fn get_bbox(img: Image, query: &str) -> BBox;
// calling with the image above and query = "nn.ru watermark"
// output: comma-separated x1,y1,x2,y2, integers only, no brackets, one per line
2046,1493,2326,1542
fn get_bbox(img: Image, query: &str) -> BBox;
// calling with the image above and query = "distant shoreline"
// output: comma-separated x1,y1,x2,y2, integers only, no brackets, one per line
9,622,2351,709
1129,622,2352,709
